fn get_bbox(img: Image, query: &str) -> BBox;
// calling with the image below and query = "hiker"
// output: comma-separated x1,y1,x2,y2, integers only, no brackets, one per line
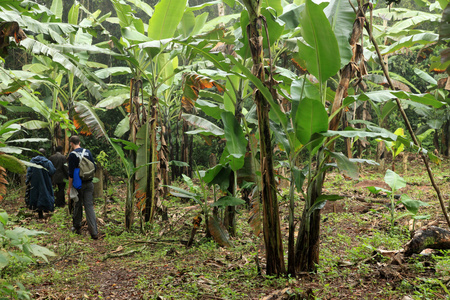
49,145,68,208
67,135,98,239
25,148,56,219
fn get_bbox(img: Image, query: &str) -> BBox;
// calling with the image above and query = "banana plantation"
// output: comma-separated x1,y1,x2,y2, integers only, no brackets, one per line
1,0,450,298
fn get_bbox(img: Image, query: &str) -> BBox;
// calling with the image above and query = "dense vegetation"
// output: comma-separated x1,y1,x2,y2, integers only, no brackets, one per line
1,0,450,298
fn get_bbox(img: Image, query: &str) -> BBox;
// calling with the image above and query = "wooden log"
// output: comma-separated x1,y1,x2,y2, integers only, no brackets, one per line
404,226,450,256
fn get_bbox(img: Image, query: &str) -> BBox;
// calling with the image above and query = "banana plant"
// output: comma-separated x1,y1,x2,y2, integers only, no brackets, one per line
0,114,48,201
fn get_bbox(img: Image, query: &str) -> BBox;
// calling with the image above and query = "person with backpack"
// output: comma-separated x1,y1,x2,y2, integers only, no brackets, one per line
67,135,98,240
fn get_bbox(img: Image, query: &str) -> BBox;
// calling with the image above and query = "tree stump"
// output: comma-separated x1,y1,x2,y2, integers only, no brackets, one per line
404,226,450,256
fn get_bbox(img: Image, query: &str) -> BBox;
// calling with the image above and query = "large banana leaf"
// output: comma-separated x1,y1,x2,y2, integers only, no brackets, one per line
20,39,102,100
73,101,108,139
182,113,224,136
0,153,26,174
297,0,340,83
148,0,187,40
324,0,355,68
195,100,226,120
17,90,51,120
343,90,445,108
380,33,438,55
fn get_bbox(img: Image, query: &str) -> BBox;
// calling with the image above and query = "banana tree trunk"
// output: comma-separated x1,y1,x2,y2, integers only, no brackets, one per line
144,95,160,222
243,1,285,275
294,165,324,272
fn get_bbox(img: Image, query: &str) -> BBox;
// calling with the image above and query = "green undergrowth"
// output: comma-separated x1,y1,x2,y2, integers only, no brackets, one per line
2,161,450,299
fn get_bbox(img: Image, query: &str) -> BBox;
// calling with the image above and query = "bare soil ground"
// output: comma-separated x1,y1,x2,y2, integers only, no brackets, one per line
3,158,450,299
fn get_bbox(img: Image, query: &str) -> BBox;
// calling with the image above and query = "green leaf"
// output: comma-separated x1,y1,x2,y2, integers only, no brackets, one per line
169,161,189,167
307,200,327,215
381,33,438,55
384,169,406,192
262,0,283,15
114,116,130,137
196,100,226,120
96,94,129,109
182,114,224,136
95,67,132,79
126,0,154,17
324,0,355,68
279,4,303,30
367,186,390,195
400,194,429,215
0,251,9,269
18,90,51,120
203,164,231,191
21,120,49,130
221,112,247,171
28,244,55,263
122,27,151,42
50,0,63,20
0,154,26,174
328,151,358,180
186,0,221,13
211,196,246,207
148,0,187,40
0,212,8,225
292,166,306,193
68,3,80,25
20,39,102,100
316,194,344,201
414,68,437,86
167,185,200,202
294,98,328,145
298,0,340,83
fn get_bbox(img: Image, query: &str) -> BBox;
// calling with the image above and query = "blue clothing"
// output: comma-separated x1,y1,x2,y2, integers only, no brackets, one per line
26,155,56,212
73,168,82,189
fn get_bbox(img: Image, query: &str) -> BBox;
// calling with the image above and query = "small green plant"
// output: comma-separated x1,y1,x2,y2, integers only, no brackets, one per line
0,211,56,299
368,169,430,231
378,128,405,171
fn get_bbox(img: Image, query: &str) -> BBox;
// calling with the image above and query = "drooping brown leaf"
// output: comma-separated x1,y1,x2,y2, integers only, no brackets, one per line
181,73,225,112
0,166,7,201
248,191,262,236
135,184,146,211
208,215,233,248
0,21,27,58
291,57,308,75
72,115,93,136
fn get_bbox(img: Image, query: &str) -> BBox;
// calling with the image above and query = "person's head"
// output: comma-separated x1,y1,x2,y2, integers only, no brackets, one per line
55,145,63,153
69,135,80,148
38,148,46,156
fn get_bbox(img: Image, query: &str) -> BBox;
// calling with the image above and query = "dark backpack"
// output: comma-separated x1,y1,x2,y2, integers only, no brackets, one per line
72,149,95,181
